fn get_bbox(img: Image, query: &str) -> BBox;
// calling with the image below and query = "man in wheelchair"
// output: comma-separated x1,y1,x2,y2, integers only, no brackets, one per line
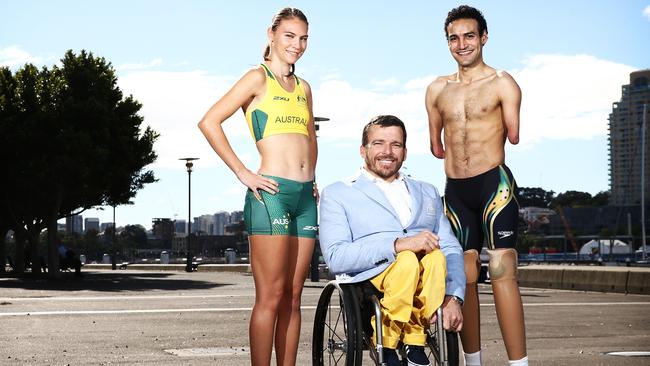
319,115,466,366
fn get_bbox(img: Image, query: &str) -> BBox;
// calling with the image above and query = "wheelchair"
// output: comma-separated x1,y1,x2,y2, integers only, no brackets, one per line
313,279,460,366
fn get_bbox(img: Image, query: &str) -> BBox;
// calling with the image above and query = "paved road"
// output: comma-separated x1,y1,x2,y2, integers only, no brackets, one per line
1,270,649,365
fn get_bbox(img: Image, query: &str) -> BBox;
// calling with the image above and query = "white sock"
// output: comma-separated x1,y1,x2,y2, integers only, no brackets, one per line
508,356,529,366
463,350,482,366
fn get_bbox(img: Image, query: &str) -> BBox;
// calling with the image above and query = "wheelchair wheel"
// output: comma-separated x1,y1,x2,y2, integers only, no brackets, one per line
312,281,363,366
426,317,460,366
444,331,460,366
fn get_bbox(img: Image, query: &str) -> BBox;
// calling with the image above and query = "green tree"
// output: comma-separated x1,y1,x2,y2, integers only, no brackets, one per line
551,190,594,207
0,64,61,273
550,190,611,208
0,67,17,272
122,225,148,246
0,50,158,276
591,191,610,206
119,224,148,258
517,187,555,207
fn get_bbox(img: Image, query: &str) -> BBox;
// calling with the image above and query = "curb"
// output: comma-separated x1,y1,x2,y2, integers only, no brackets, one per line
518,265,650,294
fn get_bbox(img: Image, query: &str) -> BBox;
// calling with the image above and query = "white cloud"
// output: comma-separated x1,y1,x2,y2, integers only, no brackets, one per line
318,70,343,82
17,50,633,224
117,69,250,169
10,51,625,174
314,79,431,154
0,45,44,67
370,77,399,90
314,53,635,155
5,48,632,166
643,5,650,21
403,76,435,91
512,54,635,145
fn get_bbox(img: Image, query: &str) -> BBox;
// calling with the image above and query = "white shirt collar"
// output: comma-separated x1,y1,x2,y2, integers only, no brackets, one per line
360,167,405,184
360,167,412,227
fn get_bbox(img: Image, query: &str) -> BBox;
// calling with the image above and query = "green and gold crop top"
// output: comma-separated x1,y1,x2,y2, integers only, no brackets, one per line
245,64,311,142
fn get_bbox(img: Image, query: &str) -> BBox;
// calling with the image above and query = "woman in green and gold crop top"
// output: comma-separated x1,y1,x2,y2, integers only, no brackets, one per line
198,7,317,366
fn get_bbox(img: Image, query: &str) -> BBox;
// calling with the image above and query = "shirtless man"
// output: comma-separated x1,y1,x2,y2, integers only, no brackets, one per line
425,5,527,366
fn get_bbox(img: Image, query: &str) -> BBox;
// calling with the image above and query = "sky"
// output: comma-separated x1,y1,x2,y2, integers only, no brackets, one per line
2,0,649,229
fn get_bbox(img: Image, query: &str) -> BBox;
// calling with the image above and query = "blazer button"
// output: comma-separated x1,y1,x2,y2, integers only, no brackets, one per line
403,229,407,233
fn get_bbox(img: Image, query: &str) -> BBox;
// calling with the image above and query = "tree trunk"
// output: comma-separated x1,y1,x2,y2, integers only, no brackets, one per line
47,216,60,278
27,225,41,274
47,193,63,278
0,228,6,273
14,229,25,274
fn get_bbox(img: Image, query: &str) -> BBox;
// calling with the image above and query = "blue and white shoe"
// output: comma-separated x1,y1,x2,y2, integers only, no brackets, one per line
404,345,431,366
383,348,401,366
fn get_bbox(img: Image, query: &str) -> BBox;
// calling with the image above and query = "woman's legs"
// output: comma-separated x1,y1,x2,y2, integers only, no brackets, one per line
275,236,315,366
249,234,291,366
248,234,314,366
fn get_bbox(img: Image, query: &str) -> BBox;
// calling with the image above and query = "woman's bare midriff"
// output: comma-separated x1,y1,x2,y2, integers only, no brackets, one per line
256,133,314,182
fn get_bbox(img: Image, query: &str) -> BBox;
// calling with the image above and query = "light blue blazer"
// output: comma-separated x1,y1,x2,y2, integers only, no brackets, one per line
319,172,466,300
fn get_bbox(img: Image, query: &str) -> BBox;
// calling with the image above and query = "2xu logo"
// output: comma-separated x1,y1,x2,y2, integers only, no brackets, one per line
302,226,318,231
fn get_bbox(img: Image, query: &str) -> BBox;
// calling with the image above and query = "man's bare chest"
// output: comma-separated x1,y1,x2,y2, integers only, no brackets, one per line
438,83,500,122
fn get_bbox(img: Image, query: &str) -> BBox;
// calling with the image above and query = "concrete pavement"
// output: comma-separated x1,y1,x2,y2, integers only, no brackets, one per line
1,269,649,365
84,261,650,295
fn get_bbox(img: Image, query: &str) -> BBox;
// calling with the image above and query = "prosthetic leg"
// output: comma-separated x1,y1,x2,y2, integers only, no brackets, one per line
460,249,482,365
488,248,527,364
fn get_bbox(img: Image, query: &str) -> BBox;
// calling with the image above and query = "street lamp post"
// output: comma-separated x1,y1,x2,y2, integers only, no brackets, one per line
310,117,329,282
314,116,330,136
180,157,199,272
112,205,116,270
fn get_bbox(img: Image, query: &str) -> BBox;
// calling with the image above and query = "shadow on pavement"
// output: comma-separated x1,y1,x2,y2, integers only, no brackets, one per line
0,271,231,292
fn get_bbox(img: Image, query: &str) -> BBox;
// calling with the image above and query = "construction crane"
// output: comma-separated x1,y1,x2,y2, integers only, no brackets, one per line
555,205,579,252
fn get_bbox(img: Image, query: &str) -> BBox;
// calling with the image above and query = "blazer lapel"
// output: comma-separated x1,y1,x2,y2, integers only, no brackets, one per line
352,174,400,221
404,177,423,227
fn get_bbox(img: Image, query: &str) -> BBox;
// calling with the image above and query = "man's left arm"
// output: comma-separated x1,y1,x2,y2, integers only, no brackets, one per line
498,71,521,145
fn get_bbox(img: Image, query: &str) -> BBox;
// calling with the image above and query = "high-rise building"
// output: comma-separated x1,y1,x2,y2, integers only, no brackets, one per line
192,216,200,234
230,210,244,224
66,215,83,234
100,222,114,232
608,69,650,206
84,218,100,233
214,211,230,235
175,219,187,235
196,214,216,235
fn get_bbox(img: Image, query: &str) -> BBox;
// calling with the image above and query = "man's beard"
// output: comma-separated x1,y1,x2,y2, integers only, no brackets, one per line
365,154,402,179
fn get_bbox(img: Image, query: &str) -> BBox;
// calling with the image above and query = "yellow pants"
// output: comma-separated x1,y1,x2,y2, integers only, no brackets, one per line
370,250,446,348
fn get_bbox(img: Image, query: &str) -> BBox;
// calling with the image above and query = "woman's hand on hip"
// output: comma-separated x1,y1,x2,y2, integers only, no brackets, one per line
236,169,279,200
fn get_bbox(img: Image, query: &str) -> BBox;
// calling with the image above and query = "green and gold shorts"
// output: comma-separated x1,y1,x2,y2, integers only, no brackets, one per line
243,175,318,238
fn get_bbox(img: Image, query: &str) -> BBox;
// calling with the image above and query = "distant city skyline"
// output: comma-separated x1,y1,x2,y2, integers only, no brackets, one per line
61,209,244,233
3,1,649,227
